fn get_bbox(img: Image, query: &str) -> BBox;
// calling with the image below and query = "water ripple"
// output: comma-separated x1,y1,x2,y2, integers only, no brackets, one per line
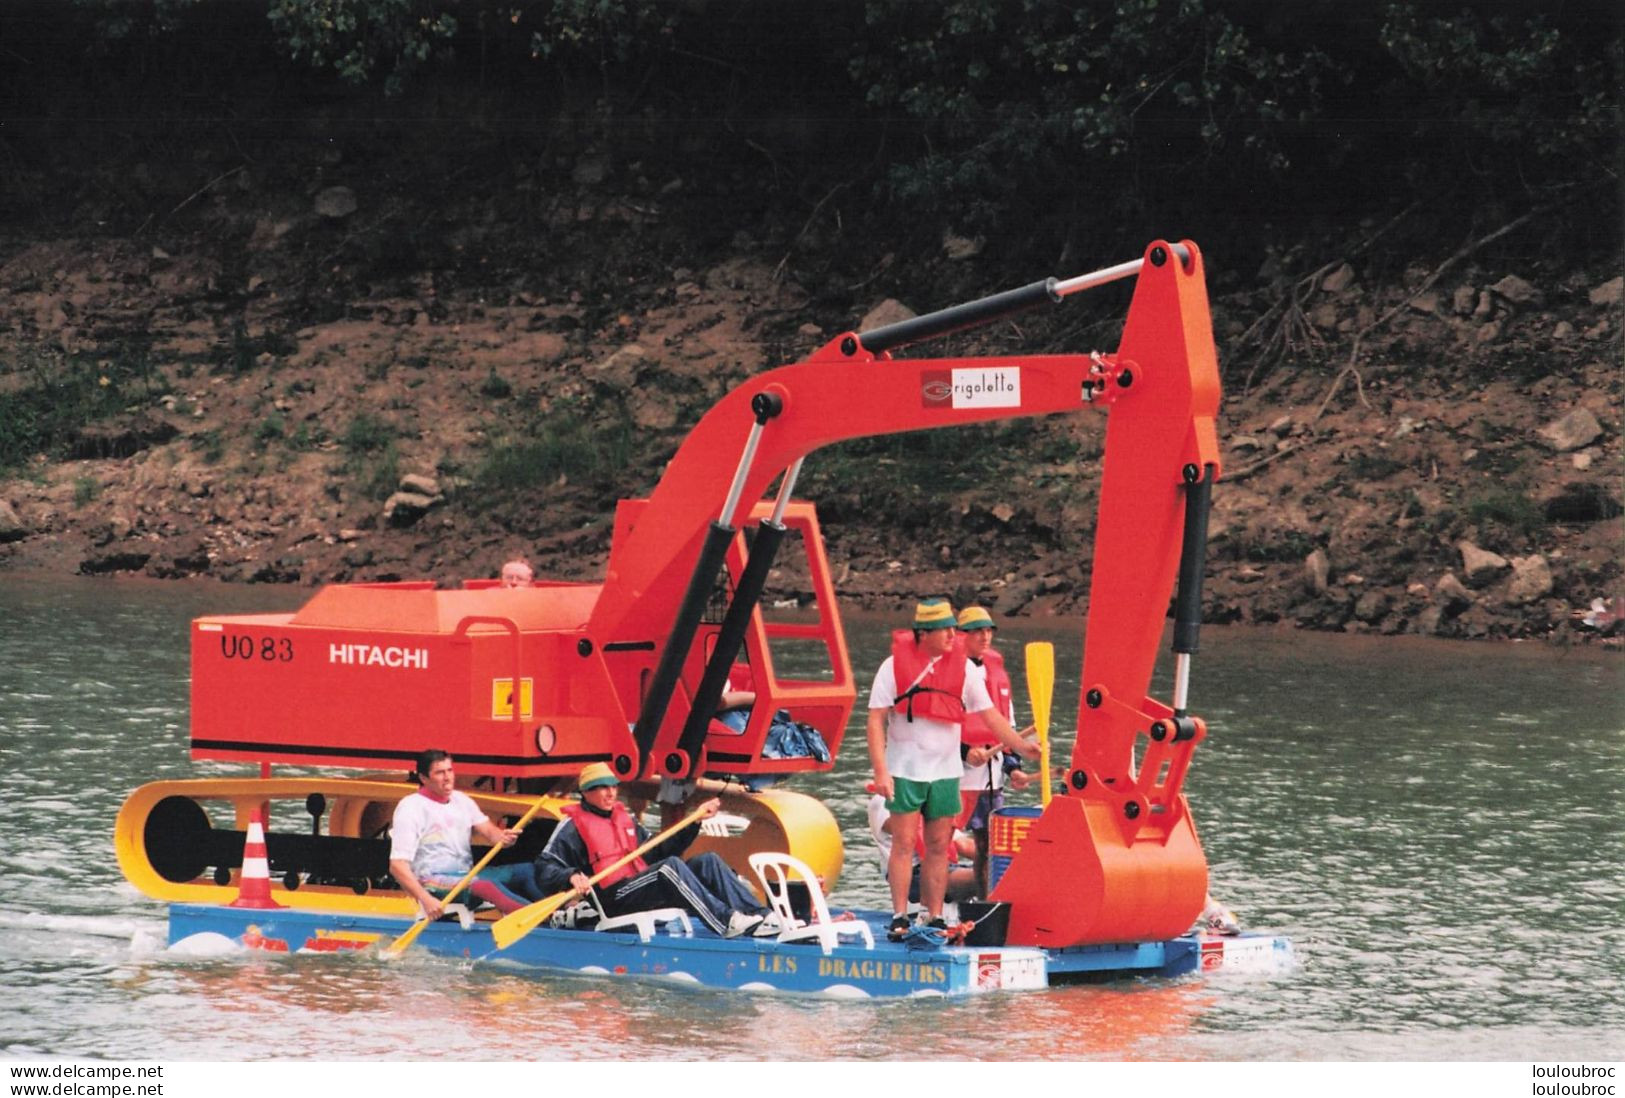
1,580,1621,1059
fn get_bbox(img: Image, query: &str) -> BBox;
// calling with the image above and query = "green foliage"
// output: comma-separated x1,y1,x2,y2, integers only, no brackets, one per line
525,0,678,64
254,413,286,445
472,407,634,499
192,430,226,465
267,0,457,95
260,0,672,93
804,421,1043,502
0,347,165,470
1377,4,1619,178
73,476,101,507
342,412,396,455
72,0,202,44
351,441,402,500
478,369,513,399
850,0,1339,228
337,413,402,498
1468,490,1545,538
219,321,297,375
287,421,325,451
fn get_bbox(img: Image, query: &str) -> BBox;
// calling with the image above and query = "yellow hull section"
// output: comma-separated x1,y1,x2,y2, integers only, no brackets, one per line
115,777,842,916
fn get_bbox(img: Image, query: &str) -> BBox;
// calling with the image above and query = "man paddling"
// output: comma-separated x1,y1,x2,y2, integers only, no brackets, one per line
867,599,1039,940
532,763,773,938
388,749,537,918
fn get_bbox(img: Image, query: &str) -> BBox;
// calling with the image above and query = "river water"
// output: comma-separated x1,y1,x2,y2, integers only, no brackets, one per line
1,575,1620,1062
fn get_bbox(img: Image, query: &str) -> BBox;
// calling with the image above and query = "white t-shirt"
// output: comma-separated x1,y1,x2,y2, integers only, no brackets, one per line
868,654,995,782
960,660,1009,793
389,789,488,880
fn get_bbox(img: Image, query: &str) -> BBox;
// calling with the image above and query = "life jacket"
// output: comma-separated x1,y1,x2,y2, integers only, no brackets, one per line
890,629,967,725
563,801,645,886
960,647,1012,746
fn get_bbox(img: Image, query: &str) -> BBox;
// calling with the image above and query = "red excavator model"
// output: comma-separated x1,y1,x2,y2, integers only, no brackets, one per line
116,239,1222,950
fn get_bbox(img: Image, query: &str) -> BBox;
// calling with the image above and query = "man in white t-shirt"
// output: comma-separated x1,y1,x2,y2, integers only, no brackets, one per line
388,749,536,917
866,599,1037,939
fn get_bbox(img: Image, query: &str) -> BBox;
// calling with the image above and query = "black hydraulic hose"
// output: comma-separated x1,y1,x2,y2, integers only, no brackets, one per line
630,521,736,773
855,278,1060,355
1172,463,1216,657
673,520,789,772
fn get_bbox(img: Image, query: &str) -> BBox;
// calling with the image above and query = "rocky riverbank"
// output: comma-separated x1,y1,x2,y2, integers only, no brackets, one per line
1,171,1620,647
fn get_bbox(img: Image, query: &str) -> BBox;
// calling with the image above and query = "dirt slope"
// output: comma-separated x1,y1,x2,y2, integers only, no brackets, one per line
0,161,1619,646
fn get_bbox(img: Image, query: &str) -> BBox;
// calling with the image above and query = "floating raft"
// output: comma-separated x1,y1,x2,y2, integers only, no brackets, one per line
169,903,1292,998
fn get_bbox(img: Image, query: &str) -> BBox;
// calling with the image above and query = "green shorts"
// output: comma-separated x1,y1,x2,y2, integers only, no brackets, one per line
887,776,962,821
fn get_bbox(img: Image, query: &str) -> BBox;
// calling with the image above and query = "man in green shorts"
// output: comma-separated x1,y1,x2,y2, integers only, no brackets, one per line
866,598,1037,940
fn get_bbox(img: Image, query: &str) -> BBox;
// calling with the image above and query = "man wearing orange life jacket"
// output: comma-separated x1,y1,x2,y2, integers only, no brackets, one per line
532,763,772,939
867,599,1039,940
955,606,1035,898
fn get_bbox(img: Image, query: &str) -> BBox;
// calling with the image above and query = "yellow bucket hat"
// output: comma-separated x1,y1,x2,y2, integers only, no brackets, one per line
913,598,957,631
577,761,619,793
956,606,995,631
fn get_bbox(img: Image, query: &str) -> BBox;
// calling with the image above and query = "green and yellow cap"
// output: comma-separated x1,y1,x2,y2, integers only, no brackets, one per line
956,606,995,631
913,598,957,631
577,761,620,793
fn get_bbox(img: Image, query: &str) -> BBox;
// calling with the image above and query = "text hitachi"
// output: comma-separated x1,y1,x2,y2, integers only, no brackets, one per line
328,643,429,669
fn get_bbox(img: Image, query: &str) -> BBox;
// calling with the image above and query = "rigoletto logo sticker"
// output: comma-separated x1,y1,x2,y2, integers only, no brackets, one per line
922,367,1021,409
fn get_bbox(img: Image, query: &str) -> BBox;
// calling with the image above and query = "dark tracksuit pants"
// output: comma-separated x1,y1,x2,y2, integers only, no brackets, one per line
600,852,766,936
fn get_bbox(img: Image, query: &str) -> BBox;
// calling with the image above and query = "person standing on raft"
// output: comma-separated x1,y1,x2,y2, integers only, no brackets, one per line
867,599,1039,940
955,605,1034,899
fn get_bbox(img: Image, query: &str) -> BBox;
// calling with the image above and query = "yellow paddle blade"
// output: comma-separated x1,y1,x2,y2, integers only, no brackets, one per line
382,792,560,959
490,890,574,950
490,803,708,952
1025,641,1055,809
1025,641,1054,737
381,915,431,958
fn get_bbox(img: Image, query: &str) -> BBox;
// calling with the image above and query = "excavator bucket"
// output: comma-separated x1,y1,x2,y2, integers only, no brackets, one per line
990,795,1207,947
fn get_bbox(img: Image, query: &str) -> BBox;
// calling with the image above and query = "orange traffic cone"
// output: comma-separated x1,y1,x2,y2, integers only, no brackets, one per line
229,809,284,909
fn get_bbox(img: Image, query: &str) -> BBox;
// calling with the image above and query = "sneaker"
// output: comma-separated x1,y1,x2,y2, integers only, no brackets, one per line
887,914,911,942
925,916,948,932
724,911,764,939
752,913,785,937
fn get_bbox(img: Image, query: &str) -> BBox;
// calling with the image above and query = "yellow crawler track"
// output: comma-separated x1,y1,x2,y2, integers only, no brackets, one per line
115,777,842,915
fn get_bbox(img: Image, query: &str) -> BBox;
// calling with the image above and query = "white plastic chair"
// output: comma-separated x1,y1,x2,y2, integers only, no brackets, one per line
583,888,693,943
748,851,874,955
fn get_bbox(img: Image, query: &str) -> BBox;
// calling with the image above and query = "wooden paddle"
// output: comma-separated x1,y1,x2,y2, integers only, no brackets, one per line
490,803,711,950
1024,641,1055,808
382,794,554,959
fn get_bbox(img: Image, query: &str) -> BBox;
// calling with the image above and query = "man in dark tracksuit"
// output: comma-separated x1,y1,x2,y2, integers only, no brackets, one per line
533,763,771,938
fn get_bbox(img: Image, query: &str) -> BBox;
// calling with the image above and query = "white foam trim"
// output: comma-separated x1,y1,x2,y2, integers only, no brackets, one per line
822,984,871,1000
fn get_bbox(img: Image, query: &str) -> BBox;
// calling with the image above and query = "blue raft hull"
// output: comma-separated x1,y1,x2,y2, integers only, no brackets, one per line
169,903,1292,998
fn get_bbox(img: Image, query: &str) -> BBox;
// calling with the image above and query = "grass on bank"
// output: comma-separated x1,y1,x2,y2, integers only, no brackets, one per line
470,405,637,505
0,345,168,471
